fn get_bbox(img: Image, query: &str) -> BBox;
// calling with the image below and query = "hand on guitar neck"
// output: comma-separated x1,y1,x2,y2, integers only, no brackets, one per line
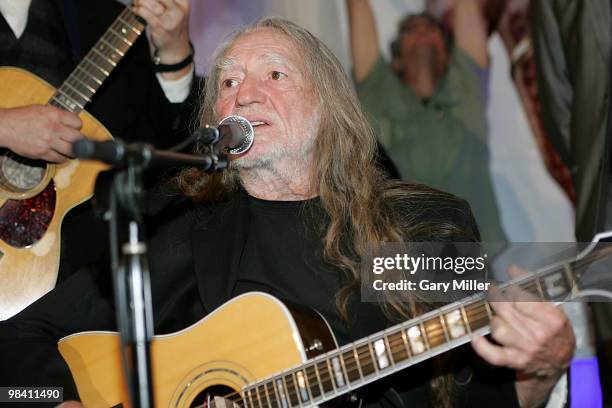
472,265,576,408
0,105,83,163
132,0,193,81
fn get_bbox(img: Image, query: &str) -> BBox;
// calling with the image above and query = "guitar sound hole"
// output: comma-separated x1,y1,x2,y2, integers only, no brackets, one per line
190,385,237,408
0,150,47,192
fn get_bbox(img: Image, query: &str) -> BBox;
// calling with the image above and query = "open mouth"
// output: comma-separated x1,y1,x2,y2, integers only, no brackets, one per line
250,121,269,128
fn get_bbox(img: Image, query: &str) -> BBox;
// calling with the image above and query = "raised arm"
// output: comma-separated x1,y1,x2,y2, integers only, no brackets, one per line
345,0,381,82
452,0,488,68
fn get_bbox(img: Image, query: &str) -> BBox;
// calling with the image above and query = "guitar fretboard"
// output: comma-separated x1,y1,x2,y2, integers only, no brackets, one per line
48,7,144,113
234,246,612,408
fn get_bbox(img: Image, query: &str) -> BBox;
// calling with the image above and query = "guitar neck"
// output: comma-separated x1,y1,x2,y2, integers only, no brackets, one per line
48,7,145,113
241,247,611,407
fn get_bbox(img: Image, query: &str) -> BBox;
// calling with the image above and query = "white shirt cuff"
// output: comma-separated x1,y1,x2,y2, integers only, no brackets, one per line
155,66,194,103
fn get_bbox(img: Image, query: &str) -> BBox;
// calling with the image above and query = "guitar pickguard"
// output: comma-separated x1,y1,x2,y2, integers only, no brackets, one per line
0,181,55,248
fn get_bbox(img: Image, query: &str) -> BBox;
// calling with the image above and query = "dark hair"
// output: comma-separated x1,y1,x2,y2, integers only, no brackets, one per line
390,12,451,61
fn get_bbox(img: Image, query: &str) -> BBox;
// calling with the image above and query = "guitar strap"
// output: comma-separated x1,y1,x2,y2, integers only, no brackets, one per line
58,0,81,63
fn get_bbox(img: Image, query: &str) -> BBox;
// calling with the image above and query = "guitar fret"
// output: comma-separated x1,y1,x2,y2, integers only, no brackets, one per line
89,48,117,74
444,309,467,339
113,18,141,42
400,329,412,360
99,37,125,58
103,31,131,55
332,354,348,388
50,94,75,112
459,305,472,334
351,347,365,380
82,57,110,77
108,27,134,47
264,382,278,407
67,73,96,95
274,377,289,408
62,81,91,104
106,26,134,49
388,331,409,362
464,302,490,330
373,338,390,370
420,322,431,350
563,264,578,296
406,325,426,355
332,354,348,385
283,372,300,407
534,276,547,300
313,363,325,396
74,65,104,86
356,344,376,376
307,364,323,399
295,369,311,403
523,280,540,296
542,270,570,300
366,342,380,374
303,365,319,401
58,86,87,108
342,349,361,383
245,389,257,408
439,313,451,342
91,47,118,69
383,336,396,366
317,360,334,394
423,317,445,348
291,371,302,406
484,301,494,322
259,384,271,407
53,89,82,112
118,16,143,35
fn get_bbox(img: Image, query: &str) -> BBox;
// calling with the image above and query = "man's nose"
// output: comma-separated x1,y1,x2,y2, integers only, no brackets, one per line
236,76,265,107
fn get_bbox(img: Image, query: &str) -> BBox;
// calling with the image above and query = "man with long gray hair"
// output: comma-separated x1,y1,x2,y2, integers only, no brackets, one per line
1,18,574,408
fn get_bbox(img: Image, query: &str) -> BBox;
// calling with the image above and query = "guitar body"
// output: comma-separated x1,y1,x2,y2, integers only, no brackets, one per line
57,239,612,407
59,292,337,408
0,67,111,320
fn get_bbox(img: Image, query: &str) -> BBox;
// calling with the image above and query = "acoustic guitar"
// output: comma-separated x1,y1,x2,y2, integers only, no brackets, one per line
0,7,145,320
58,233,612,407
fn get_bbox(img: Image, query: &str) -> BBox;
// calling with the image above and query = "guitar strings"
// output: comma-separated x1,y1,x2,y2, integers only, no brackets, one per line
186,247,612,407
189,307,495,407
190,243,612,408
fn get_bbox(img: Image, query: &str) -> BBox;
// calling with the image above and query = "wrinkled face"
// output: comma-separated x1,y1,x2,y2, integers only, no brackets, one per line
398,16,449,76
215,28,321,171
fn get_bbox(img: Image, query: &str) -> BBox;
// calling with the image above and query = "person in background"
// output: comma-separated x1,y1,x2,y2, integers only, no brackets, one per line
345,0,506,243
531,0,612,403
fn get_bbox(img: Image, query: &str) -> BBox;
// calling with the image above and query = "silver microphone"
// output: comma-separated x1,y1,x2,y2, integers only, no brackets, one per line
198,115,254,155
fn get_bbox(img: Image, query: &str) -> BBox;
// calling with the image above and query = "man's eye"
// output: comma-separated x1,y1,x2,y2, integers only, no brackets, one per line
222,79,238,88
271,71,287,80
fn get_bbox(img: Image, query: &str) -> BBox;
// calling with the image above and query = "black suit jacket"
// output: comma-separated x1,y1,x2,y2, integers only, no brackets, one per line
531,0,612,241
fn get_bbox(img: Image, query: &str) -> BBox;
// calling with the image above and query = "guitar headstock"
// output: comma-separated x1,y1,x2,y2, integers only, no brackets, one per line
570,230,612,301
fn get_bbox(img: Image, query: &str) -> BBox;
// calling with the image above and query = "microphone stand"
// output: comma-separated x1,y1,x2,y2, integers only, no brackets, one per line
88,141,227,408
